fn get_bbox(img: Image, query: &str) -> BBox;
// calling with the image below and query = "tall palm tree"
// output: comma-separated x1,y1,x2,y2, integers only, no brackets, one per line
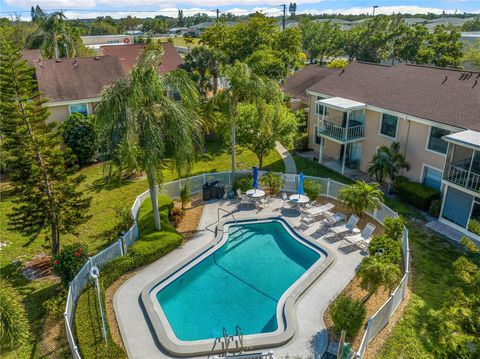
212,61,282,179
183,46,221,96
357,255,401,302
338,180,384,216
27,11,75,59
367,142,410,185
96,47,202,230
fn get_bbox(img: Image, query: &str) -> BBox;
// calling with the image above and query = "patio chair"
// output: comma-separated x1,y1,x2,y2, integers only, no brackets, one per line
282,192,291,207
316,212,346,235
258,195,271,209
328,214,360,238
236,189,250,206
341,223,376,251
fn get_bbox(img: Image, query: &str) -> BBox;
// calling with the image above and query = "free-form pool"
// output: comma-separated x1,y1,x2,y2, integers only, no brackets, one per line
142,218,332,356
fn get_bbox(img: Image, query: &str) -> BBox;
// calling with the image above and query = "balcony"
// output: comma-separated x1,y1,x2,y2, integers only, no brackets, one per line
443,163,480,193
317,118,365,142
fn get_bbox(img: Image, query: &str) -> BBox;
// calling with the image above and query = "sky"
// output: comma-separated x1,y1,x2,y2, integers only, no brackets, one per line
1,0,479,20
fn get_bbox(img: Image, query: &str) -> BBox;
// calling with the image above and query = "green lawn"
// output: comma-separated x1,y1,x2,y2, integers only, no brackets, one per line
0,139,283,359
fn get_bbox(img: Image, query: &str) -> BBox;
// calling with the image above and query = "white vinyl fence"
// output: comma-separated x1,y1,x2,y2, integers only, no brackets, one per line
64,171,408,359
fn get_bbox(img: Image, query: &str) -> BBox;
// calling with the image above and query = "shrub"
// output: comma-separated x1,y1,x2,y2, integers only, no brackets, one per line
62,113,98,166
368,235,402,264
303,179,323,200
180,182,191,209
0,279,29,348
394,177,440,210
234,173,253,192
327,58,349,69
43,291,67,319
468,219,480,236
51,242,89,287
383,216,406,241
338,181,384,216
429,199,442,217
330,295,366,339
261,172,284,195
294,133,309,151
169,207,185,228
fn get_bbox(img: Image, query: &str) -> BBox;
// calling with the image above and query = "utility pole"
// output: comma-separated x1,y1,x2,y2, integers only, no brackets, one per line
282,4,286,30
373,5,378,17
216,9,219,22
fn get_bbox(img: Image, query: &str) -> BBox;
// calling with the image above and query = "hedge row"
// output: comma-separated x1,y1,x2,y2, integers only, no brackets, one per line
74,196,182,359
394,177,440,211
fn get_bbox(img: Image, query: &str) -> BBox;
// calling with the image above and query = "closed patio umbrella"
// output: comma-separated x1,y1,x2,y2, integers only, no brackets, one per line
252,166,259,189
297,172,304,195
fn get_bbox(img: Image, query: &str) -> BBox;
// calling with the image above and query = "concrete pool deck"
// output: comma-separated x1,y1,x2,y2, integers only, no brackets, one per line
114,197,365,359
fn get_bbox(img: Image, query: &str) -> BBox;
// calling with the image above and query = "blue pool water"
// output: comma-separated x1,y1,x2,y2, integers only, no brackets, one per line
155,220,321,341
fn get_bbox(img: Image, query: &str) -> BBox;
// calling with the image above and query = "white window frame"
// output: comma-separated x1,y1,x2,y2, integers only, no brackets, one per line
421,164,444,191
68,102,90,116
425,126,449,156
378,113,399,140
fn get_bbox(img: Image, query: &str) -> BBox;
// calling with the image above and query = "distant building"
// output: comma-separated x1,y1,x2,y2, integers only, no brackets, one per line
168,27,190,37
81,34,135,49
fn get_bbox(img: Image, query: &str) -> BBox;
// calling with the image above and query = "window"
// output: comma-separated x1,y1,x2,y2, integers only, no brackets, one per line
380,114,398,138
316,96,326,115
69,103,88,116
428,127,450,154
423,166,442,191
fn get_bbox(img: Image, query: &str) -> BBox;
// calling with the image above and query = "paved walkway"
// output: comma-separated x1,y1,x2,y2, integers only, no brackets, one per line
275,142,297,174
114,197,364,359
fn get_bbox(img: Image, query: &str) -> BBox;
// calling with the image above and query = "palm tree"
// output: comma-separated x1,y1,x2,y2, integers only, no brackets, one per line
27,11,76,59
183,46,221,96
211,61,283,179
367,142,409,186
338,180,384,216
96,46,202,230
357,255,401,302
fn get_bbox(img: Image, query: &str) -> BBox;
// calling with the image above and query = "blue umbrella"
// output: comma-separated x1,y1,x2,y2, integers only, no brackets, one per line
252,167,259,189
297,173,304,195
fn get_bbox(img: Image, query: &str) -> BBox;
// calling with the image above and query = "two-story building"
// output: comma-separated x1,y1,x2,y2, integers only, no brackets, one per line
283,62,480,240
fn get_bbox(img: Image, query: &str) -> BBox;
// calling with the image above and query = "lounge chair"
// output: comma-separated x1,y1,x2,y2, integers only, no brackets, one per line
341,223,376,251
282,192,291,207
258,195,271,209
316,212,346,235
328,214,360,238
236,189,251,206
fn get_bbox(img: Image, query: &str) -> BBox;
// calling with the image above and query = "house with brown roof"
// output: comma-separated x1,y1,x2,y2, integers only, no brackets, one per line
99,42,184,74
31,55,125,123
283,62,480,240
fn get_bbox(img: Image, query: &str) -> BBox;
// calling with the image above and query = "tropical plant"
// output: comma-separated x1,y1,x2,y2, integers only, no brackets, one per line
368,235,402,264
261,172,284,195
303,179,323,200
429,199,442,217
210,61,282,179
338,181,384,216
383,216,406,241
27,11,76,59
236,101,297,169
367,142,409,185
96,46,202,230
169,207,185,228
62,113,98,167
357,255,401,301
299,18,344,64
0,40,91,254
183,46,221,96
330,295,366,339
468,219,480,236
51,242,89,287
327,58,348,68
0,279,29,348
233,173,253,192
180,182,191,209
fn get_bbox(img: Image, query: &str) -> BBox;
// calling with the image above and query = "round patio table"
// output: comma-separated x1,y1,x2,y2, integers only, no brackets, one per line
289,194,310,204
246,189,265,198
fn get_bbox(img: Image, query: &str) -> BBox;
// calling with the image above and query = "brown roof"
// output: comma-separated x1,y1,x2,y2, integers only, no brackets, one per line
99,42,184,74
22,49,42,67
307,62,480,131
282,64,336,103
34,56,125,102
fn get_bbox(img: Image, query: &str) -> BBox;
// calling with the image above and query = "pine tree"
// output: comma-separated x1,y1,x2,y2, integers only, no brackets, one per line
0,40,91,254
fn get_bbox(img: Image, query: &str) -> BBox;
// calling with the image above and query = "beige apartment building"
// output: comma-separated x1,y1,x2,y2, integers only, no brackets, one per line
283,62,480,240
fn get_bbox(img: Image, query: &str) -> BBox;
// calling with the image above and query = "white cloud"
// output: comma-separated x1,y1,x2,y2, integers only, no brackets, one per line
298,5,463,16
5,0,95,8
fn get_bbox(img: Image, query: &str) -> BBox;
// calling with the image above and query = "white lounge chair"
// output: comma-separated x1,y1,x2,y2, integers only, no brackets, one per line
316,212,346,235
328,214,360,238
282,192,292,207
342,223,376,251
258,195,271,209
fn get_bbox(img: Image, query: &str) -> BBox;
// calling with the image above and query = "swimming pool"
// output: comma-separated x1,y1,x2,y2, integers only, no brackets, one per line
142,218,333,356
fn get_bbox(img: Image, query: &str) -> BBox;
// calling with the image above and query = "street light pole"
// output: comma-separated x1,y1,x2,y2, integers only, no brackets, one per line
373,5,378,17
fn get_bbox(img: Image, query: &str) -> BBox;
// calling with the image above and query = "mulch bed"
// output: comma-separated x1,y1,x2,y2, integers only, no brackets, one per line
22,254,55,280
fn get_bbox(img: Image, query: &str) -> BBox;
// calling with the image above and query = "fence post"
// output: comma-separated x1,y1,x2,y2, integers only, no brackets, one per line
373,209,378,221
118,237,125,256
327,179,331,197
203,173,207,185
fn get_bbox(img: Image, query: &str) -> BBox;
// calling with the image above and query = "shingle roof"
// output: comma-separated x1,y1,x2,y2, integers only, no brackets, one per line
34,56,125,102
282,64,336,103
99,42,184,74
306,62,480,131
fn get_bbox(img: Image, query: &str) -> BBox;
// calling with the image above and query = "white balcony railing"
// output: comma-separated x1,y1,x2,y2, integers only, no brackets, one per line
317,120,365,141
443,164,480,192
